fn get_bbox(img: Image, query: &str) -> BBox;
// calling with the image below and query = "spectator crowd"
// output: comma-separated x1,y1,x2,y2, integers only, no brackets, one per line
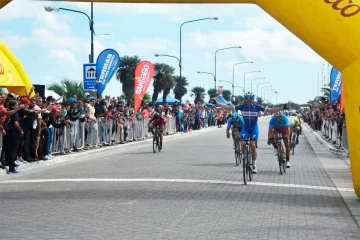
0,88,231,174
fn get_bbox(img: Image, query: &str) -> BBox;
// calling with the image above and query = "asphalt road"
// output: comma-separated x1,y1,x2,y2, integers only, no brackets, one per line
0,117,359,240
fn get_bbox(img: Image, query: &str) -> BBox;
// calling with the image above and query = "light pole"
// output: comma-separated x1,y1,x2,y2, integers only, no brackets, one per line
250,77,266,93
261,86,272,99
44,4,95,63
180,17,218,104
244,70,260,94
219,80,244,102
198,71,216,90
256,82,269,100
267,91,276,104
232,61,253,96
265,89,275,103
215,46,241,90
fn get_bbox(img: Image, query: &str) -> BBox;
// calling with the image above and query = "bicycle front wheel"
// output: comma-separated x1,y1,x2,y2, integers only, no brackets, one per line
278,144,283,175
235,141,240,166
242,151,247,185
158,135,162,152
291,133,296,155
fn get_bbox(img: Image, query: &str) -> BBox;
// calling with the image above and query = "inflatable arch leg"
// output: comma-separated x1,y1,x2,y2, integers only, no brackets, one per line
2,0,360,196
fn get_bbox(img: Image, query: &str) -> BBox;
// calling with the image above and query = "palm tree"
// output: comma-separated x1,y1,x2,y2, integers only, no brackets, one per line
116,55,141,103
152,63,175,104
222,89,231,102
120,92,151,104
235,95,245,105
47,78,84,100
173,75,189,100
191,86,206,103
321,87,331,99
207,88,217,99
256,97,263,105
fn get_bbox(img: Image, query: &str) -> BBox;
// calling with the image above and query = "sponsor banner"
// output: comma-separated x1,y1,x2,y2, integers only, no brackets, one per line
96,49,120,97
134,61,155,113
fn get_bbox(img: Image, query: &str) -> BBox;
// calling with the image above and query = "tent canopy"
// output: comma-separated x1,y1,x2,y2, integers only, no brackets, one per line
148,95,184,105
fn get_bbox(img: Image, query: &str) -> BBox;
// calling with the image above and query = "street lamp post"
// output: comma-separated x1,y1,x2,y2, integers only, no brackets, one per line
244,71,260,94
214,46,241,90
197,71,216,90
256,82,269,100
180,17,218,104
265,90,275,103
220,80,244,102
250,77,266,93
232,61,253,96
267,91,276,104
44,4,95,63
261,86,272,99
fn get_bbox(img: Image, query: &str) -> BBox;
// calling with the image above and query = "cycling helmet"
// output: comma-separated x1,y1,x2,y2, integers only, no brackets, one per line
274,111,282,117
291,112,297,116
244,92,255,99
153,112,160,117
232,112,239,120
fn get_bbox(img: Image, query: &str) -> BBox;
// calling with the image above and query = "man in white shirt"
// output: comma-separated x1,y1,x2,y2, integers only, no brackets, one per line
33,98,43,159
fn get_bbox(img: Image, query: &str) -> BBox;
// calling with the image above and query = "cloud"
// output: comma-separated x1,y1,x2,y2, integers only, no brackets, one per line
0,31,33,49
32,28,83,51
65,2,251,21
50,49,79,65
234,14,283,28
0,0,72,32
191,29,323,63
115,38,176,56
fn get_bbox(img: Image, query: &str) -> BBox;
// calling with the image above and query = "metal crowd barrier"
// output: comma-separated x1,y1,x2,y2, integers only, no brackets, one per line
341,127,349,153
49,116,177,155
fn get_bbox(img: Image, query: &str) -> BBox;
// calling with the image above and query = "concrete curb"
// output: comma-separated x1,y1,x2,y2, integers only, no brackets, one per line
302,123,349,158
0,126,218,176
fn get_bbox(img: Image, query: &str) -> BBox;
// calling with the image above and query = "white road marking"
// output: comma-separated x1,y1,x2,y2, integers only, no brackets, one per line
0,178,354,192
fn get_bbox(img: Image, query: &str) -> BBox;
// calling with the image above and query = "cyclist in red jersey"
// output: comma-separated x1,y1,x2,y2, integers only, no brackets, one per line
148,112,166,146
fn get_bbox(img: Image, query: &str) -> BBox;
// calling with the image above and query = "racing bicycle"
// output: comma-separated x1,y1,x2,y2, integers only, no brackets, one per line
233,130,241,166
290,130,297,155
274,131,287,175
153,125,162,153
242,137,253,185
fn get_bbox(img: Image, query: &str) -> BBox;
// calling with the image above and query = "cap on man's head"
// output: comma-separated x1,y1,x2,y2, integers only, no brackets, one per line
20,96,30,105
85,92,90,96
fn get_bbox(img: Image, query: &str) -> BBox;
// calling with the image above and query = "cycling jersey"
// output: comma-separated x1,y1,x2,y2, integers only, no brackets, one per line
227,115,244,129
235,104,265,129
269,114,290,129
288,116,301,131
150,115,166,127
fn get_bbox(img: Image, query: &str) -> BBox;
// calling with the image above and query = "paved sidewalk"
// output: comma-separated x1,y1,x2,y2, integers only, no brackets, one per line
302,122,360,226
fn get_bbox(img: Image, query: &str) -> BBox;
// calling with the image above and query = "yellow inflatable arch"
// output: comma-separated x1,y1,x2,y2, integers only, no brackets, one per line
0,40,34,97
3,0,360,195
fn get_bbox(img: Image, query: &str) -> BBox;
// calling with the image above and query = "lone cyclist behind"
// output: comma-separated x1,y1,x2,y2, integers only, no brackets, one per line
268,112,291,168
226,111,244,147
213,92,288,173
148,112,166,149
288,111,301,145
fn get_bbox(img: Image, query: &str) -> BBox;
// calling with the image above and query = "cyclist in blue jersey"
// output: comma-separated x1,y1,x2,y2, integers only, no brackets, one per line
226,111,244,142
268,112,291,168
213,92,288,173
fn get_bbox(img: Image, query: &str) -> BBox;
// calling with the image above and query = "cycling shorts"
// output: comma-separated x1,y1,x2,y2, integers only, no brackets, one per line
274,127,288,137
240,125,259,141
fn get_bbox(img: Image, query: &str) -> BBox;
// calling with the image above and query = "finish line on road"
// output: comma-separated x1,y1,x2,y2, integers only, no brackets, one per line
0,178,354,192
